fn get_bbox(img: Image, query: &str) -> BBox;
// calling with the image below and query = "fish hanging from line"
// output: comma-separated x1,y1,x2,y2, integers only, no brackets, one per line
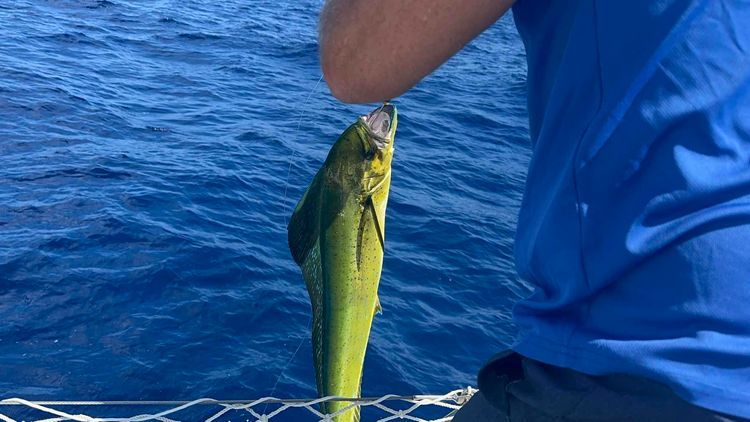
288,103,397,422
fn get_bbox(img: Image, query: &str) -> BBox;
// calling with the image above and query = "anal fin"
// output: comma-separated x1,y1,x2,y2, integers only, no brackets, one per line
374,296,382,316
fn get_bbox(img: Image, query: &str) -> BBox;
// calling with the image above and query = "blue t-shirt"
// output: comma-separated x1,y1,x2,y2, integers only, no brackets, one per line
510,0,750,418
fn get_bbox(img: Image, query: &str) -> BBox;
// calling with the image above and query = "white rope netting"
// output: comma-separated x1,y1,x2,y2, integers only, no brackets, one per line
0,387,476,422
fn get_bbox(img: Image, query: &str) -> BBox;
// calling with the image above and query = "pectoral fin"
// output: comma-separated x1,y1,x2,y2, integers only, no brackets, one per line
366,196,385,252
356,195,386,271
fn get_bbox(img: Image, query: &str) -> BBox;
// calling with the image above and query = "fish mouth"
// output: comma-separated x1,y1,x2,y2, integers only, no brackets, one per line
361,103,397,151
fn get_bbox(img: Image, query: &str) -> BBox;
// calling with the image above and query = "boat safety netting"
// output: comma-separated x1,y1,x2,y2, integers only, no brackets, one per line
0,387,475,422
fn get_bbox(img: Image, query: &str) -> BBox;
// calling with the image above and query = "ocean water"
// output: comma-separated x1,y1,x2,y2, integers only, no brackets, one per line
0,0,530,418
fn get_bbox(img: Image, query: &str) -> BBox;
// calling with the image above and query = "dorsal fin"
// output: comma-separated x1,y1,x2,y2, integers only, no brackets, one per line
288,171,324,266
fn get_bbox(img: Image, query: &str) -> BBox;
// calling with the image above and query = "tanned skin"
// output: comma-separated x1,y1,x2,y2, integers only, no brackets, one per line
319,0,515,103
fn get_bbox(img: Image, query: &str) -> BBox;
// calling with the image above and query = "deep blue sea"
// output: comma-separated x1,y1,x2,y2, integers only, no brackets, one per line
0,0,530,419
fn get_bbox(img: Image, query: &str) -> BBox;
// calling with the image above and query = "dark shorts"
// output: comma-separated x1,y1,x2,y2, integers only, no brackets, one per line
452,351,744,422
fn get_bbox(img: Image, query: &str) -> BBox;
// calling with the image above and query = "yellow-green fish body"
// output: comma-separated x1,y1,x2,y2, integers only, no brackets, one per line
288,104,397,421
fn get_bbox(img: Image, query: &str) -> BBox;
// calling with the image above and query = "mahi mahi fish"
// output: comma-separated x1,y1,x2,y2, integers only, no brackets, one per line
287,103,397,421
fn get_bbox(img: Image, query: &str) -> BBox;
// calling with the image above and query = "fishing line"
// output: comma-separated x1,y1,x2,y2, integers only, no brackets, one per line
266,74,323,411
281,73,324,228
263,315,312,414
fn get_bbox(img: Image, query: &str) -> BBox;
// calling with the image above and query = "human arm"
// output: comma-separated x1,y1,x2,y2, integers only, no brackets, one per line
319,0,515,103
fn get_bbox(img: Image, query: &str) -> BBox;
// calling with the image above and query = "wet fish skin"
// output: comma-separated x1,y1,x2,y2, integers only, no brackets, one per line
288,104,397,421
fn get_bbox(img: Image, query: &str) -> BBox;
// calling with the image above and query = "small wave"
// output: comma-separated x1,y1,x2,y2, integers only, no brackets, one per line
158,17,182,25
270,41,317,59
49,87,92,105
33,32,106,47
215,65,259,76
105,34,150,49
14,167,132,182
145,126,170,133
85,0,116,9
177,32,223,41
8,205,44,215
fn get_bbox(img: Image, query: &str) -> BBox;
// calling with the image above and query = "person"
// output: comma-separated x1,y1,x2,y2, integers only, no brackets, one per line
318,1,750,421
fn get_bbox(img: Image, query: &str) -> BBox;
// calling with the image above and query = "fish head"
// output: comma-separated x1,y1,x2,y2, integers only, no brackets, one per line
358,102,397,177
321,103,397,193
